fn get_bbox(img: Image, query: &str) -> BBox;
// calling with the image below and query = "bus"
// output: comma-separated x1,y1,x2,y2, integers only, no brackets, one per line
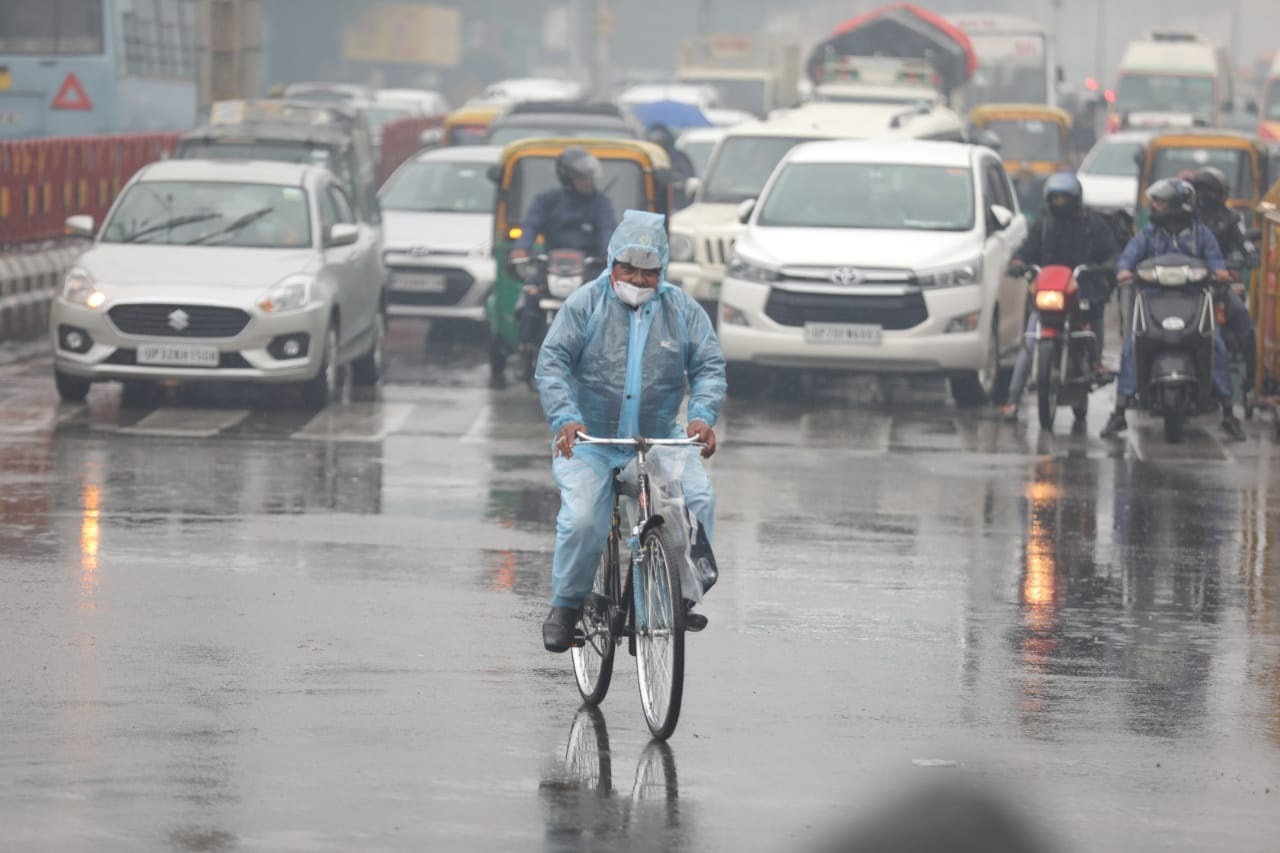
0,0,197,139
948,13,1055,109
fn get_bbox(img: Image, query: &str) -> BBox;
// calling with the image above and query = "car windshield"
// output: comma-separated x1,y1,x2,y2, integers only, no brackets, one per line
507,157,646,225
758,162,975,231
1081,139,1144,177
1149,147,1254,199
985,118,1064,162
701,136,808,204
101,181,312,248
1115,74,1216,115
678,138,718,176
487,125,633,146
380,160,494,213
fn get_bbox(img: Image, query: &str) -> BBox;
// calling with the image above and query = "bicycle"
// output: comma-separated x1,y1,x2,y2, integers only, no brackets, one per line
568,433,703,741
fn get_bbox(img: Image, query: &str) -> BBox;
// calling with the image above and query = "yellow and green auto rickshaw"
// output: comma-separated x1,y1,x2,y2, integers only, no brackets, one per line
1134,130,1278,232
1252,179,1280,427
969,104,1073,220
485,137,674,385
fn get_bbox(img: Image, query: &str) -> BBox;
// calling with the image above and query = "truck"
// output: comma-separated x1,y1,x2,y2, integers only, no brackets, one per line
675,35,801,118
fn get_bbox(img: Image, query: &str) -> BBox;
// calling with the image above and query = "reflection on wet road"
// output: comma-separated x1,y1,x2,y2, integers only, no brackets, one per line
0,321,1277,851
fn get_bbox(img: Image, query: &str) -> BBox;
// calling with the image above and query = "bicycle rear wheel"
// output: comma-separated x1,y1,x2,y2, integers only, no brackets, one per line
572,527,621,705
633,525,685,740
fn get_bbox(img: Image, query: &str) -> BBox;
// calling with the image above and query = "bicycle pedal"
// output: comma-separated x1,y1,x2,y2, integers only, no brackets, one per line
570,630,587,648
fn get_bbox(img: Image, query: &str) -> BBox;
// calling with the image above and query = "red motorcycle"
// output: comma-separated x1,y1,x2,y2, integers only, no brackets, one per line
1025,264,1109,431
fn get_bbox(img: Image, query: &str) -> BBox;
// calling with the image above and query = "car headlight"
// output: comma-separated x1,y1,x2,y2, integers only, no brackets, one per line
62,267,107,309
258,275,313,313
669,232,695,264
726,254,779,284
915,258,982,288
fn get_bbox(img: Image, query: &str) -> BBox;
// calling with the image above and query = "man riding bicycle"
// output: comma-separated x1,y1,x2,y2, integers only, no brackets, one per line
535,210,727,653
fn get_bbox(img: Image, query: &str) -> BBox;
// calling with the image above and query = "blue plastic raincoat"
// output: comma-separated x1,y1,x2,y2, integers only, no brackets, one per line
535,210,726,607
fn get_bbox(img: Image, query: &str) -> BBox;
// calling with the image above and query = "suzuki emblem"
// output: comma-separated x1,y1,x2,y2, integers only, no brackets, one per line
830,267,862,285
168,309,190,332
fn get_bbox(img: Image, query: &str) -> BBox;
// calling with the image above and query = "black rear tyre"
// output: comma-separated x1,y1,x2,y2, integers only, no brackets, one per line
1162,385,1185,443
1036,339,1058,431
54,369,90,403
350,309,385,386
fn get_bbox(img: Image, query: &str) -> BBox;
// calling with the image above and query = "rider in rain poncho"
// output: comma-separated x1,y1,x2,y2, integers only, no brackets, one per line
535,210,727,653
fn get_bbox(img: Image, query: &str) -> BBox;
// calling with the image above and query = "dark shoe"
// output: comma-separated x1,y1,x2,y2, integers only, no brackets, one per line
542,605,582,653
1221,414,1246,442
684,600,708,633
1101,410,1128,439
999,402,1018,421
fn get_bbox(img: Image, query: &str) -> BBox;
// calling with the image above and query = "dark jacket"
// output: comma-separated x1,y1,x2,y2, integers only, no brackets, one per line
1200,204,1259,267
1015,207,1120,300
514,188,616,258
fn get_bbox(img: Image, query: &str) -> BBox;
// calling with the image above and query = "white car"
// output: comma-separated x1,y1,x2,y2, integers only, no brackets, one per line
718,139,1029,406
375,88,450,116
378,146,499,324
675,126,728,177
1077,130,1153,215
667,101,969,312
52,160,387,408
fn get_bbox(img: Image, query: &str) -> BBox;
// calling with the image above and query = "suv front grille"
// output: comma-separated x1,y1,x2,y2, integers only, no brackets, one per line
108,304,251,338
765,289,929,330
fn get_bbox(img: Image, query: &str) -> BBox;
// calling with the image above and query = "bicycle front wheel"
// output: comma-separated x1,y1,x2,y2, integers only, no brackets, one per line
572,528,621,705
633,525,685,740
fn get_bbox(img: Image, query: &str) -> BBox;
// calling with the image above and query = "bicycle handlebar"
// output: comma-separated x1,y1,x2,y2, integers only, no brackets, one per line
575,432,706,449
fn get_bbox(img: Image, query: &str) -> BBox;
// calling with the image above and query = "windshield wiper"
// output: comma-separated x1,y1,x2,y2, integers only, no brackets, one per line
120,212,222,243
185,207,275,246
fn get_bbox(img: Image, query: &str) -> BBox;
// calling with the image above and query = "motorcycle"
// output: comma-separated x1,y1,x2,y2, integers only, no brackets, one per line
1130,253,1217,443
512,250,602,388
1024,264,1112,431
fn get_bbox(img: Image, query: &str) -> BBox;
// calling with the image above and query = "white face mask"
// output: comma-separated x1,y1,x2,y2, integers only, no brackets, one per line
612,277,656,307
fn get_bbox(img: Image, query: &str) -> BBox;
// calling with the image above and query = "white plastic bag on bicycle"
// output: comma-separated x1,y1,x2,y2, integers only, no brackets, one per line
623,446,719,603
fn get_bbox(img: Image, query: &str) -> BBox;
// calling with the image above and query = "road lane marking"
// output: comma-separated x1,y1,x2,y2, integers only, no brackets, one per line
118,407,249,438
292,402,414,442
460,404,493,444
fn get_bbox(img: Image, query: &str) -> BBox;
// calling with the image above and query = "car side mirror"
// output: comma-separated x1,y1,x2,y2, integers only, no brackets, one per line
684,176,701,199
486,164,503,183
65,214,95,239
989,204,1014,230
736,198,756,224
326,223,359,248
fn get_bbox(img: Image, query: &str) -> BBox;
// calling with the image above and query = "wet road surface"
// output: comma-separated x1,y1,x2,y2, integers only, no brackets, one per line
1,320,1278,852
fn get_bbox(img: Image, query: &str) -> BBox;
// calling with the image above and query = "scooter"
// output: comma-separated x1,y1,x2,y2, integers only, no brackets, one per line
1130,253,1217,443
1025,263,1112,431
512,250,601,388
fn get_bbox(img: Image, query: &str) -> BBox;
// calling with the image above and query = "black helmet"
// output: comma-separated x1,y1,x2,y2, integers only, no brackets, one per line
1145,178,1195,228
644,124,676,150
1191,167,1229,206
1043,171,1083,216
555,147,603,190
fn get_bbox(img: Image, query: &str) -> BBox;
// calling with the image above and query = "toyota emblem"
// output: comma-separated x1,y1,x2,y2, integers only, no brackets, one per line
410,246,432,257
830,267,861,285
168,309,190,332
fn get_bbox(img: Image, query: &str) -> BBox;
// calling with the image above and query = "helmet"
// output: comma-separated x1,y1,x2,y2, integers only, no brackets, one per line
555,147,604,190
644,125,676,150
1191,167,1229,206
1145,178,1195,228
1043,172,1083,215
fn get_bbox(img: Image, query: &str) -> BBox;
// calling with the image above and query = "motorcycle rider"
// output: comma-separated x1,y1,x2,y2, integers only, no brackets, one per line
1000,172,1119,420
536,210,726,652
1101,178,1247,441
643,124,696,208
509,148,617,379
1192,166,1259,402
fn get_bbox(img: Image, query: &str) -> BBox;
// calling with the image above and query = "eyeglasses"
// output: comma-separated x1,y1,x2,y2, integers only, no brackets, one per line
614,262,660,284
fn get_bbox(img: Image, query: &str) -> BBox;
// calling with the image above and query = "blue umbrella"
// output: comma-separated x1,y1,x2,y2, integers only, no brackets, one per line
628,100,714,131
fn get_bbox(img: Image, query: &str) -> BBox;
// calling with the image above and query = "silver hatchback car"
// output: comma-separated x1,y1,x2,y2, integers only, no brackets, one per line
52,159,387,407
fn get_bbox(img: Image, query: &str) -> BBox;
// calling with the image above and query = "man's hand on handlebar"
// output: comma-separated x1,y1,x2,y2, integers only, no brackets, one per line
1116,270,1134,286
555,422,586,459
687,420,716,458
1213,269,1232,284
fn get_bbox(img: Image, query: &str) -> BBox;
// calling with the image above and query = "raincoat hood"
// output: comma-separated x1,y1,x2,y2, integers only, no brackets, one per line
607,210,670,281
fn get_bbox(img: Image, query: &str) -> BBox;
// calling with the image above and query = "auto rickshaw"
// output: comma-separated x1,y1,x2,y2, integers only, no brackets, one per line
1133,130,1278,232
968,104,1073,221
441,104,505,147
485,138,674,385
1253,179,1280,433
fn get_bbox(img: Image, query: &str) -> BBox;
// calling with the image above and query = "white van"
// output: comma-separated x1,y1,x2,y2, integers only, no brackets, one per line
666,101,968,311
1110,30,1233,131
1259,54,1280,142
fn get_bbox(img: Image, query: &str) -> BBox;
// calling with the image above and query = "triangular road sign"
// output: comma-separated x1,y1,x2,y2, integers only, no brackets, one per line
51,73,93,111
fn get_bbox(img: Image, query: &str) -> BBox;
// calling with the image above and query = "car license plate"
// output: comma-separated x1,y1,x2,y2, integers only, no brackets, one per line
393,273,448,293
803,323,882,344
136,344,220,367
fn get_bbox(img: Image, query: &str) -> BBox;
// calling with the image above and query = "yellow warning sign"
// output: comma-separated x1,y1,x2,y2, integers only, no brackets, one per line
343,3,462,67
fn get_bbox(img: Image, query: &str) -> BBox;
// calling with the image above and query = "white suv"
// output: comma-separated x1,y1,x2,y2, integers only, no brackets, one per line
718,139,1029,406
